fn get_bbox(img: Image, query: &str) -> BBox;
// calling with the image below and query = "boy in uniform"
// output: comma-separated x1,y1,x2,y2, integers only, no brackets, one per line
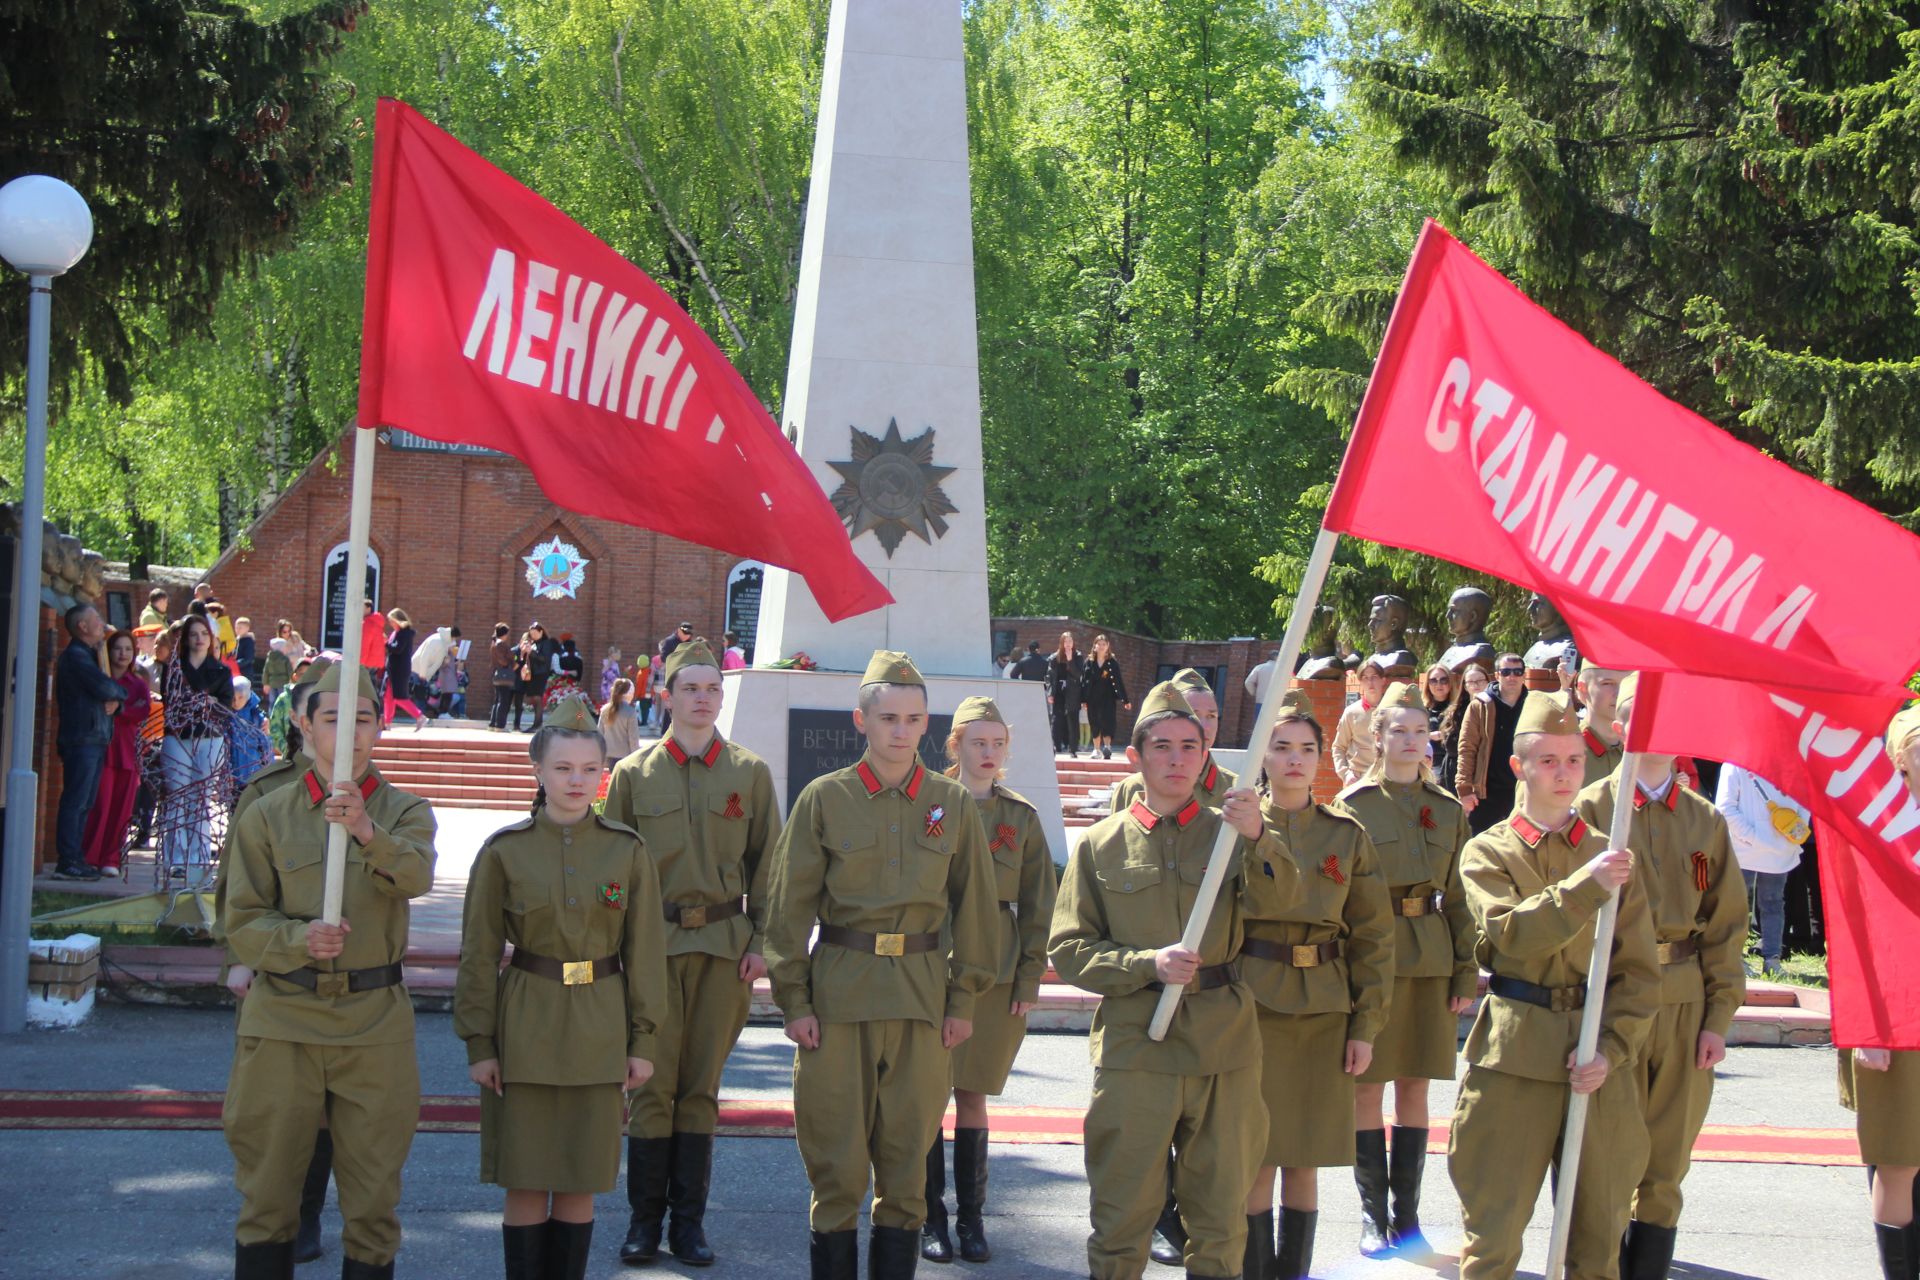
1575,662,1627,788
1110,668,1236,814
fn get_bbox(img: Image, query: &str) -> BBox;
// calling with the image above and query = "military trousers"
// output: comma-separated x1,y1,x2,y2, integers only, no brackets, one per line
792,1018,947,1233
1449,1063,1647,1280
1630,999,1713,1227
1082,1063,1264,1280
223,1035,421,1265
628,950,753,1138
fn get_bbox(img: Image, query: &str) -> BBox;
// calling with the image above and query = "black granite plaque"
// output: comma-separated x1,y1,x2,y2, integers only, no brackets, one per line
786,707,954,809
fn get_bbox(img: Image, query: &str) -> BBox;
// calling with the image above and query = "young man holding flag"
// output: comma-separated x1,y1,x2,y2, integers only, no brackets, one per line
1577,674,1747,1279
1450,692,1658,1280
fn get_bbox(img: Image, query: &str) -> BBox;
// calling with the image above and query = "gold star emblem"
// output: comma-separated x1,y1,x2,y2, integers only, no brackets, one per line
827,418,958,557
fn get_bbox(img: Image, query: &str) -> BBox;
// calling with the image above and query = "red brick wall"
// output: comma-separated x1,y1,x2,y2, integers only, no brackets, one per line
206,432,744,719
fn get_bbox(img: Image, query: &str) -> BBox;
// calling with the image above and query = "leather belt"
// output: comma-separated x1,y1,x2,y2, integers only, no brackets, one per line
1656,937,1698,965
1488,973,1586,1012
816,924,940,957
1147,961,1240,993
269,962,404,996
664,898,745,929
510,949,623,986
1397,892,1444,917
1240,938,1343,968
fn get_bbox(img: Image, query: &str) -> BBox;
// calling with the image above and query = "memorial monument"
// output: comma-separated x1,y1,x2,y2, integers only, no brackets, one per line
1523,591,1578,672
718,0,1065,852
1438,586,1497,674
1362,593,1419,677
1297,607,1348,681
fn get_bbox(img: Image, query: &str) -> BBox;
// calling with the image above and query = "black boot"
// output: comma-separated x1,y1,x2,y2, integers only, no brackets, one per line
339,1259,394,1280
620,1135,671,1265
811,1229,859,1280
502,1222,546,1280
1150,1151,1186,1266
870,1224,921,1279
666,1132,717,1266
294,1130,333,1263
1274,1208,1316,1280
546,1219,593,1280
1354,1128,1393,1258
921,1135,953,1263
1877,1222,1914,1280
234,1241,295,1280
1388,1125,1432,1255
952,1127,991,1263
1620,1219,1678,1280
1241,1210,1274,1280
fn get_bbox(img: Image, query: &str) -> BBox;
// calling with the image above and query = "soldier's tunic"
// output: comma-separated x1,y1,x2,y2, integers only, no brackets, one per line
222,769,437,1265
1241,797,1395,1167
214,755,305,977
950,783,1057,1095
1578,775,1747,1227
1450,812,1659,1280
1580,724,1624,790
603,733,779,1137
1837,1050,1920,1166
1338,777,1476,1082
1109,758,1234,816
1049,797,1293,1279
764,756,998,1233
453,811,668,1191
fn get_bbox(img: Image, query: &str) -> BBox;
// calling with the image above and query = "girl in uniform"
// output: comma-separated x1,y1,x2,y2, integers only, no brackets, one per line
1240,692,1395,1280
1842,704,1920,1280
1337,682,1475,1258
454,695,668,1279
922,696,1057,1265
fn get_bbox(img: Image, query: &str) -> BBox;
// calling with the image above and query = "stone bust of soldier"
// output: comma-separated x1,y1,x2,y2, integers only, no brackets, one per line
1522,591,1577,672
1364,594,1419,677
1297,607,1347,681
1439,586,1497,674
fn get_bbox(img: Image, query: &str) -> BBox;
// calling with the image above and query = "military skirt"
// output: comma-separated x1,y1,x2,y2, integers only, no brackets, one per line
1359,975,1458,1083
1257,1008,1354,1167
1838,1049,1920,1167
952,982,1029,1096
480,1081,624,1192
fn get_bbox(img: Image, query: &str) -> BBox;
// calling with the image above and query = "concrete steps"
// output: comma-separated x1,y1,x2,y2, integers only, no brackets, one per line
1054,754,1131,831
371,729,538,810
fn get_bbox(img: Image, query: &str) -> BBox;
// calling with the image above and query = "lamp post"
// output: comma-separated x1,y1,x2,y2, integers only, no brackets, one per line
0,175,93,1035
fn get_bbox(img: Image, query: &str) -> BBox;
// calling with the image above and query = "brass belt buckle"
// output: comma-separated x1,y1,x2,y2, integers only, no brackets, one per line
562,960,595,985
315,972,349,999
1291,944,1319,968
1400,897,1423,917
679,905,708,929
875,933,907,957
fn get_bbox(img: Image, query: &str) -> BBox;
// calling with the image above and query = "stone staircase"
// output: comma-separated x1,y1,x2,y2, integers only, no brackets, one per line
371,725,538,810
1055,753,1132,831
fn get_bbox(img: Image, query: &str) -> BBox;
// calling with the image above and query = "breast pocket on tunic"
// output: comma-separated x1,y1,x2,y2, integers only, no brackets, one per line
271,842,327,920
631,790,688,863
912,830,954,896
504,895,556,951
705,791,749,892
1094,863,1165,941
990,839,1023,903
825,825,883,898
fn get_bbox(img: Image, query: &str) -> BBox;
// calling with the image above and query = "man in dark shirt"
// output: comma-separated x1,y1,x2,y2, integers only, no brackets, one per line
1457,653,1531,836
53,604,124,880
1011,642,1048,682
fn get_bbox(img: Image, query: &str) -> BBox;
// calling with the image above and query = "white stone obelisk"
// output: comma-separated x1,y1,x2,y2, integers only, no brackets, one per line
721,0,1065,855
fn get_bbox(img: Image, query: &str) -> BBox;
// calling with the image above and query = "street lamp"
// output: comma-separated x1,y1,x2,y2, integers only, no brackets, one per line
0,175,92,1035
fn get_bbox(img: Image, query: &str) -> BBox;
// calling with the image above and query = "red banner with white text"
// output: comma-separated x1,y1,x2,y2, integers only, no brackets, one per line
1630,670,1920,1048
356,98,890,623
1326,220,1920,719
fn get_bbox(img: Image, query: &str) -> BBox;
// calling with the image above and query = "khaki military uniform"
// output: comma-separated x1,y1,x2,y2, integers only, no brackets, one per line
1049,796,1290,1279
1838,1050,1920,1166
763,755,999,1233
1338,778,1476,1082
1449,811,1659,1280
215,755,305,974
1580,724,1623,790
453,810,668,1191
1578,775,1747,1227
603,733,779,1137
221,768,437,1266
950,784,1057,1095
1242,798,1395,1166
1109,758,1234,816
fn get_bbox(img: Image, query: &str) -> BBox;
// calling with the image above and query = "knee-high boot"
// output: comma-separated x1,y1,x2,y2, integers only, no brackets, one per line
1388,1125,1432,1255
620,1135,671,1265
546,1219,593,1280
1353,1128,1393,1257
920,1134,953,1263
666,1132,717,1266
1274,1208,1316,1280
1241,1210,1274,1280
952,1127,991,1263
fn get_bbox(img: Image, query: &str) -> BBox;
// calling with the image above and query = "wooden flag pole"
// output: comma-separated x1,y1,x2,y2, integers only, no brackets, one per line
1148,527,1341,1041
1541,738,1643,1275
321,425,378,926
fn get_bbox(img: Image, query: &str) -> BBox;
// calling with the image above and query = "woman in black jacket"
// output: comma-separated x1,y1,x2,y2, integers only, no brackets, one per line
1080,633,1131,760
383,607,428,729
523,621,561,731
1044,630,1087,757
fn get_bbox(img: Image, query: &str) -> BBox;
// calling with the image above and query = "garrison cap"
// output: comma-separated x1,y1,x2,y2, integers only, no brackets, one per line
862,649,925,688
1515,690,1582,738
1615,671,1643,716
1137,680,1198,725
543,694,597,734
1888,705,1920,766
311,661,377,705
1579,658,1626,678
952,696,1006,729
1171,668,1212,696
1274,688,1315,718
665,637,721,681
295,654,335,687
1378,681,1426,713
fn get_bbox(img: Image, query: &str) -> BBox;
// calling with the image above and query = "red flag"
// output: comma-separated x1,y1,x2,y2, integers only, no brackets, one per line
356,98,891,623
1630,670,1920,1048
1326,220,1920,710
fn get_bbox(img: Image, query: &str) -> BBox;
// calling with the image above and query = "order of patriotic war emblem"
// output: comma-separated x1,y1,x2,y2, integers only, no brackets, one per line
828,418,958,557
523,535,590,600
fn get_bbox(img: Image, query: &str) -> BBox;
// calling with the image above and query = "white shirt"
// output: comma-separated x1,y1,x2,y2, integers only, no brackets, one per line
1713,763,1809,874
1245,659,1278,701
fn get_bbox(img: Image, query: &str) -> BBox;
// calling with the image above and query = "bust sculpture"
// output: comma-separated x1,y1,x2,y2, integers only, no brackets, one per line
1363,594,1419,677
1296,607,1347,681
1523,592,1577,671
1439,586,1497,674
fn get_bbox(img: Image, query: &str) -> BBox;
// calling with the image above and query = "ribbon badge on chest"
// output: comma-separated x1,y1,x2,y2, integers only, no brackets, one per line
1320,854,1346,885
723,792,744,820
925,805,946,839
990,822,1018,852
1419,805,1437,829
1691,851,1710,892
599,881,626,909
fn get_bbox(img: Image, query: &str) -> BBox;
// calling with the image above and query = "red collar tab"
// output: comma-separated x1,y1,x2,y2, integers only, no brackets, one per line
1568,817,1591,844
664,735,724,768
1201,760,1220,792
303,770,377,806
1510,813,1546,848
1176,799,1201,828
857,761,883,796
1129,801,1161,833
1633,783,1679,812
905,762,925,801
1584,728,1608,757
856,759,925,799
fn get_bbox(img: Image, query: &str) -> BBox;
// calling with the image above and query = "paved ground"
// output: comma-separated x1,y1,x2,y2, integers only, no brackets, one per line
0,1000,1878,1279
